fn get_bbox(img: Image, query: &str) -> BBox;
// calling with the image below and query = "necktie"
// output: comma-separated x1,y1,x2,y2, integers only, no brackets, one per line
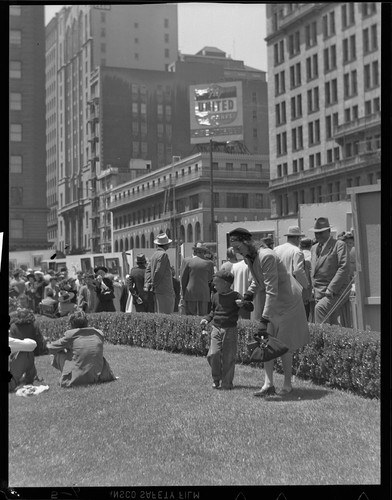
316,243,322,258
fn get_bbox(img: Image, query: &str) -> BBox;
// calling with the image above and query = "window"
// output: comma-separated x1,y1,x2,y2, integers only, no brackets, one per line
307,87,319,113
101,28,106,37
343,35,356,64
305,22,317,48
255,193,263,209
325,79,338,105
10,219,23,238
275,101,286,126
135,53,139,60
227,193,248,209
362,3,377,17
164,33,169,43
306,54,318,81
101,43,106,53
324,45,337,73
342,3,355,29
373,97,380,112
10,124,22,141
190,194,199,210
226,162,233,171
10,60,21,79
288,31,300,57
276,132,287,156
364,62,379,90
164,48,170,58
290,63,301,89
101,12,106,22
240,163,248,172
164,18,169,28
10,92,22,110
293,159,298,173
326,115,332,140
299,158,304,171
292,126,303,151
10,30,21,46
344,70,358,98
273,40,285,65
308,120,320,146
322,10,336,39
10,187,23,205
274,71,285,96
10,155,22,173
291,94,302,120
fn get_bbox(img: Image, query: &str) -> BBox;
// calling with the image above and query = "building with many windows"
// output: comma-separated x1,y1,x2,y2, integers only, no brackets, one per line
109,151,270,254
265,3,381,218
45,4,179,252
9,5,48,251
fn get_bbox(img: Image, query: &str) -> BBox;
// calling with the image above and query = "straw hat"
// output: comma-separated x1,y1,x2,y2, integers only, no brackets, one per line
154,233,172,246
58,290,75,302
284,226,304,237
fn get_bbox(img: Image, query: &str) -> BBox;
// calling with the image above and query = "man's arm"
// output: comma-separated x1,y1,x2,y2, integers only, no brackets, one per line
9,337,37,353
292,250,308,289
328,240,350,294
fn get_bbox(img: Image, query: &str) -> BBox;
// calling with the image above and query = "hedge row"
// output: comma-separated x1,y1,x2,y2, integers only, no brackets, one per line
35,312,380,399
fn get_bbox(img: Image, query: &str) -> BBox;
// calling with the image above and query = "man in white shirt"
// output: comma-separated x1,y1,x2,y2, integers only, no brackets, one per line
274,226,309,291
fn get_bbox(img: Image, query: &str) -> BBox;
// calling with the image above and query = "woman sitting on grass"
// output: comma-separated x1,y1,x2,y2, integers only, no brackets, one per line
47,310,116,388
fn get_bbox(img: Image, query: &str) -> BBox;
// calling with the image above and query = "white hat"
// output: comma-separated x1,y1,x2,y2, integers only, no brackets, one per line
154,233,172,246
284,226,304,237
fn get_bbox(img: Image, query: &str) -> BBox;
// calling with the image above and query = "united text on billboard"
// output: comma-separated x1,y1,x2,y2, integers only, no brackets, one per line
189,81,244,144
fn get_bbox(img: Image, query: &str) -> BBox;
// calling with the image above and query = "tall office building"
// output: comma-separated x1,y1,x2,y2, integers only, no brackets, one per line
9,5,48,251
45,4,178,252
266,3,381,218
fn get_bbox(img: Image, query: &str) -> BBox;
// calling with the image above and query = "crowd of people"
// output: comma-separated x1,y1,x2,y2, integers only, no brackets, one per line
8,221,356,395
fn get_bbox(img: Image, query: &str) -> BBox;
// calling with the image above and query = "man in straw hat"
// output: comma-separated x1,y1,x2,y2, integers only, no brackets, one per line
144,233,175,314
180,241,214,316
309,217,350,325
273,226,309,291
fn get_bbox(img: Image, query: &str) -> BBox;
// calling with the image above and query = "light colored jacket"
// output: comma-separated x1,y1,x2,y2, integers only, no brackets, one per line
273,242,309,290
180,255,214,302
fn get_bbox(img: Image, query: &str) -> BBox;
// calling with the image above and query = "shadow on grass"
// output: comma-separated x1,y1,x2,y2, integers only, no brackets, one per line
233,385,331,401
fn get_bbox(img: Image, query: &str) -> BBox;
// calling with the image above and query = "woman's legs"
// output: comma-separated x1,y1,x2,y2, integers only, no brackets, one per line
281,351,293,391
262,360,274,388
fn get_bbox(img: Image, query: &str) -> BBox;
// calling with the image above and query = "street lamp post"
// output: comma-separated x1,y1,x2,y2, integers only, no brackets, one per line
209,139,215,243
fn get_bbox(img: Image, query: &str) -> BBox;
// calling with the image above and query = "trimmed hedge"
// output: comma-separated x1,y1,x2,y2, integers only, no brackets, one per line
36,312,380,399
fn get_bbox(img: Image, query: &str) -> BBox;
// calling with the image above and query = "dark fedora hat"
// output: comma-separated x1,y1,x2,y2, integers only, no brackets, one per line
228,227,252,240
310,217,333,233
94,266,108,274
136,253,146,264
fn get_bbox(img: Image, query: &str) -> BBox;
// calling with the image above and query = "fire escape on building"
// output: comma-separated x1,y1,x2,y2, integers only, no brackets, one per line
87,95,101,252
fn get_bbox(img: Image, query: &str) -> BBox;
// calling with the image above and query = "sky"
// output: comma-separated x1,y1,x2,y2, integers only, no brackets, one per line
44,3,268,72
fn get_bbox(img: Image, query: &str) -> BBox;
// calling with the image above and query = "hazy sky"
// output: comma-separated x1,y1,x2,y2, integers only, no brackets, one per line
44,3,268,72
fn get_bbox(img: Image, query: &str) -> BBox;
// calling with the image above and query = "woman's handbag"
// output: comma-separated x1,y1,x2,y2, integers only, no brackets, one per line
247,334,289,363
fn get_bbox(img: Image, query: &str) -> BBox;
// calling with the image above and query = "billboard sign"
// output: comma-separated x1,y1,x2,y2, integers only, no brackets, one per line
189,81,243,144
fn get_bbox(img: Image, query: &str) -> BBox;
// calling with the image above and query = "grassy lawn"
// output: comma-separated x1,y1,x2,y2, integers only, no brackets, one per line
9,344,380,487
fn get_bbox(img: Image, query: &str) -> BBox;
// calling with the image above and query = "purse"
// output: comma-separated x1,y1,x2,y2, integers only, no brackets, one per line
247,334,289,363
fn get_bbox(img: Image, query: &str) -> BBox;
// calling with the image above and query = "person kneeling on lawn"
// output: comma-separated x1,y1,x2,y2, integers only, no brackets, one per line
47,310,116,388
200,270,253,390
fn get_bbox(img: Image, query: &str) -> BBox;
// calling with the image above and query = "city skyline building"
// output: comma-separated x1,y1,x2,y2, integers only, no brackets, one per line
45,4,269,254
9,5,48,251
265,2,381,219
45,4,179,252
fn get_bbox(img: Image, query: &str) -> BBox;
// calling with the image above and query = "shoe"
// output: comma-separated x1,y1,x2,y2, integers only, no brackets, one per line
253,386,276,397
212,380,221,389
276,387,293,396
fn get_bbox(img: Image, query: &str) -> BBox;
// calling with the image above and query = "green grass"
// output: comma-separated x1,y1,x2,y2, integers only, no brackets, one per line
9,344,380,486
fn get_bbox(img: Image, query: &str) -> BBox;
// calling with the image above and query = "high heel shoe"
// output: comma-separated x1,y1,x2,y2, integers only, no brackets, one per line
253,386,276,397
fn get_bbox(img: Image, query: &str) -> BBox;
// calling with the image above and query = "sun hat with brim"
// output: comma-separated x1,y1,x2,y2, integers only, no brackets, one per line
284,226,304,237
58,291,75,302
154,234,172,246
34,270,44,277
310,217,333,233
26,273,35,280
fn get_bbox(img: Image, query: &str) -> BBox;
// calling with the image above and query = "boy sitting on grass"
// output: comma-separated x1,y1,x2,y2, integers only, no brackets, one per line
200,269,253,390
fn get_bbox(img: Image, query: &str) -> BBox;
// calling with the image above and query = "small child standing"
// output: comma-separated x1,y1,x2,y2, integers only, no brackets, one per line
200,269,253,390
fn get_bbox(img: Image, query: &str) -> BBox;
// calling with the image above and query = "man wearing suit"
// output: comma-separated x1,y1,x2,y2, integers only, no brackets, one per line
180,242,214,316
144,233,175,314
127,254,154,313
310,217,350,325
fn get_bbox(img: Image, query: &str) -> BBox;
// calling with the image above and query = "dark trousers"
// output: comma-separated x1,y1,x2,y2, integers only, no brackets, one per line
9,351,37,391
